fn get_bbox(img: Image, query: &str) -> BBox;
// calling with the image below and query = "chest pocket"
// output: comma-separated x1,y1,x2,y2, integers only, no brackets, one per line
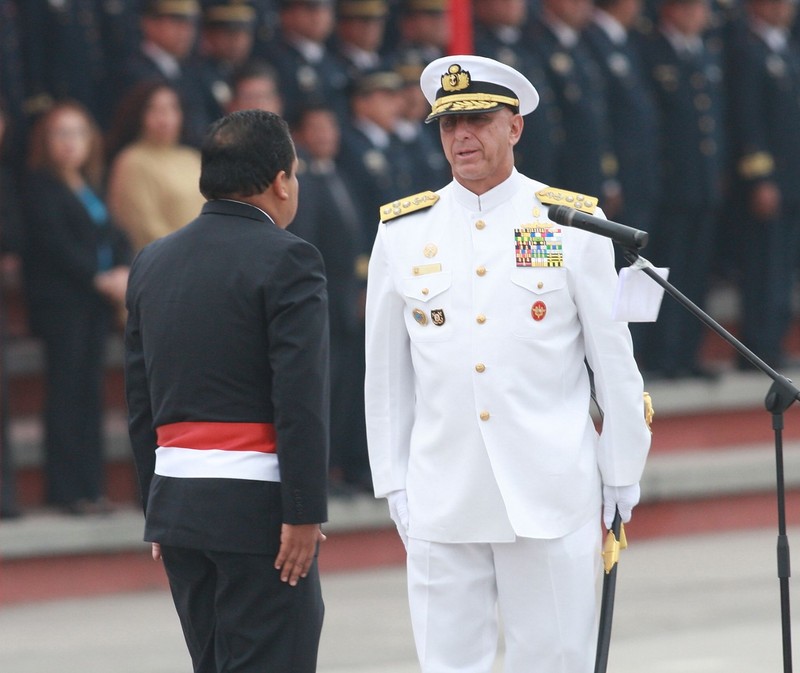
400,271,453,341
510,268,571,340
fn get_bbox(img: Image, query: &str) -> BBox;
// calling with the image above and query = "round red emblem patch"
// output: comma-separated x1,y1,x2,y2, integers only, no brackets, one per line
531,300,547,321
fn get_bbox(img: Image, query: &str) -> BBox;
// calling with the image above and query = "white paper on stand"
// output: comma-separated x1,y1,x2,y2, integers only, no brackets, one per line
612,265,669,322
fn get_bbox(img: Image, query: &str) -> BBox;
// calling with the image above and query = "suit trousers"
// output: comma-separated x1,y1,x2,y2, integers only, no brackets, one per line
161,545,324,673
406,516,601,673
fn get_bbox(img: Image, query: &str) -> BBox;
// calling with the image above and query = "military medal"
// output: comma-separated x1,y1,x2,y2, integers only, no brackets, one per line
531,301,547,321
412,308,428,325
515,227,563,268
431,309,445,326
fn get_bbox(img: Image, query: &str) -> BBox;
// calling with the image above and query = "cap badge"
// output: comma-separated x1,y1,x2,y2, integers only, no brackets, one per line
442,64,471,92
531,301,547,322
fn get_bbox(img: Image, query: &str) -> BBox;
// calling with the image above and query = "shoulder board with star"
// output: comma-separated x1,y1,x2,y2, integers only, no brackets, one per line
380,191,440,223
536,187,598,215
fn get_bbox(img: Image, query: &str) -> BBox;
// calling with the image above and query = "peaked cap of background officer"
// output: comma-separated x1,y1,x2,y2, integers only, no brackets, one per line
143,0,200,17
420,55,539,123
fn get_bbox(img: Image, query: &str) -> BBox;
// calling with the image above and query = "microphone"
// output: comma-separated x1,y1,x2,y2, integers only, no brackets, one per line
547,205,649,250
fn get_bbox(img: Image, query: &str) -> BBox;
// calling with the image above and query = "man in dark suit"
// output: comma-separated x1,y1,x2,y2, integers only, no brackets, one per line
125,109,329,673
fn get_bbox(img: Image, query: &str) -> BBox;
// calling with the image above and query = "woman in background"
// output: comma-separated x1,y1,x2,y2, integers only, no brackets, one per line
23,100,130,515
106,80,205,252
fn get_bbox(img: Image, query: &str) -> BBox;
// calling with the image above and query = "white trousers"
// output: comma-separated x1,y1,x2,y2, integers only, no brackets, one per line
406,516,601,673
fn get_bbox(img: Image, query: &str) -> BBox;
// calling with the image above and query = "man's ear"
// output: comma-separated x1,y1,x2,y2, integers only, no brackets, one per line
509,114,524,147
273,170,289,200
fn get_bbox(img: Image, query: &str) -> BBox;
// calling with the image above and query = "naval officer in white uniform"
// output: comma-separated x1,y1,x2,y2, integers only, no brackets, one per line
364,54,651,673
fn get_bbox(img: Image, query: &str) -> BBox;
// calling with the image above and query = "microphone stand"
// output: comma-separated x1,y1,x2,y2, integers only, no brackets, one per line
622,247,797,673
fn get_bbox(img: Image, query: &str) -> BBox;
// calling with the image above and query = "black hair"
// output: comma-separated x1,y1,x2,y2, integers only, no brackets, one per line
199,109,295,199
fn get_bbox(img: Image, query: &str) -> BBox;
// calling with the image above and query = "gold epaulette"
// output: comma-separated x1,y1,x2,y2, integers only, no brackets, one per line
380,191,440,223
536,187,598,215
738,152,775,180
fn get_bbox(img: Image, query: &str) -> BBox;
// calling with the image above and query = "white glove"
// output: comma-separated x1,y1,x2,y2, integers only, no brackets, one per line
387,489,409,550
602,483,641,529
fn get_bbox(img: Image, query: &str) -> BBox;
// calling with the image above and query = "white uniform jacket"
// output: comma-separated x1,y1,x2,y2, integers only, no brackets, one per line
365,170,651,542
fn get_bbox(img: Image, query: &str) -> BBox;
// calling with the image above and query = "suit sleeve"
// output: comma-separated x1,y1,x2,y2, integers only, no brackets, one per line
266,238,330,524
123,255,157,514
364,222,416,497
571,224,651,486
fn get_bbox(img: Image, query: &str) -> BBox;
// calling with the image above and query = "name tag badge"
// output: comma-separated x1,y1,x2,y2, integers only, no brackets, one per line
412,263,442,276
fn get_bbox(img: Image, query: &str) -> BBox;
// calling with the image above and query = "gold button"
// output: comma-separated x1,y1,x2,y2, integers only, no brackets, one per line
422,288,429,295
476,266,486,276
475,363,486,373
537,281,543,289
475,220,486,230
479,410,490,421
476,314,486,324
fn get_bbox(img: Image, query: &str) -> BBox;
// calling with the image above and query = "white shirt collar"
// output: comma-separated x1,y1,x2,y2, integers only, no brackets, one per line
355,118,391,149
543,14,581,49
661,24,703,56
142,41,181,79
593,9,627,46
288,35,325,63
451,169,523,213
218,199,274,223
751,18,789,52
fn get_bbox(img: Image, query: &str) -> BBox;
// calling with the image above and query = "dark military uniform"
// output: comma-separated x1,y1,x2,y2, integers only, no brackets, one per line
474,21,563,185
116,1,211,146
0,0,28,166
728,16,800,368
638,25,726,376
290,153,371,490
331,0,391,88
18,0,139,128
527,16,617,198
195,2,259,122
338,119,416,250
256,0,350,123
585,17,660,236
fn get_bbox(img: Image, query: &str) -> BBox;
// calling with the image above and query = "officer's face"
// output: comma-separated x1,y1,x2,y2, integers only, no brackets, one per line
439,108,523,195
748,0,797,28
144,16,198,59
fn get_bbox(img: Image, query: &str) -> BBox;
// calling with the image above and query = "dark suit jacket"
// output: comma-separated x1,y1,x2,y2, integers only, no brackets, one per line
125,199,330,554
22,170,130,332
